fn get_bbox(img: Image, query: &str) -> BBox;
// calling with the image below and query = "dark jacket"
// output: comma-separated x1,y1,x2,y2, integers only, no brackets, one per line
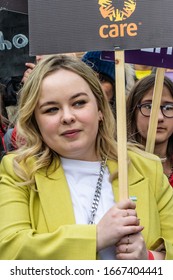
0,76,22,106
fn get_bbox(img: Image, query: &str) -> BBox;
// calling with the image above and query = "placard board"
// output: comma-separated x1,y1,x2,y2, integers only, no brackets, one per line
28,0,173,55
101,48,173,69
0,9,35,77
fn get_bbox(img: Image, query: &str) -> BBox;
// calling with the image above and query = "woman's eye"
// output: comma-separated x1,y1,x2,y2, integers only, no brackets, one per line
164,104,173,111
144,104,152,110
45,107,59,113
73,100,86,107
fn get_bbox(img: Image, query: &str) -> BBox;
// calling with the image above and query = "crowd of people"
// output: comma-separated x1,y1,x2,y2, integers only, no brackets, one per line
0,52,173,260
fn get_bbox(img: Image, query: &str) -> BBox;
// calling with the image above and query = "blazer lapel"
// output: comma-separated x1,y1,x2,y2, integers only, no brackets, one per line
107,159,150,242
34,157,150,242
35,162,75,232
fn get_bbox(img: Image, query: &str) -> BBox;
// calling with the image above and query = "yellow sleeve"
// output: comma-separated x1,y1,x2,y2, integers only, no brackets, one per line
151,160,173,259
0,155,96,260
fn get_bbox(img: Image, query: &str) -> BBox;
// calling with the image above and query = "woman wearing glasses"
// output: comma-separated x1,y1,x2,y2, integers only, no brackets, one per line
126,74,173,186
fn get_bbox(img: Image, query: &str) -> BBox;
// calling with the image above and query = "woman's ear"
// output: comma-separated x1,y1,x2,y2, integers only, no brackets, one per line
98,111,103,121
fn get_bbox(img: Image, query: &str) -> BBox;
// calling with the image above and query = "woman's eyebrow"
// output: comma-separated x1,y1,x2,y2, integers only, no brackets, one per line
39,93,88,109
69,92,88,100
140,99,152,103
39,101,58,109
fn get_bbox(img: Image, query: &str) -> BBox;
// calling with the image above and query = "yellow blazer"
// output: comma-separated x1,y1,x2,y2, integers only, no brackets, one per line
0,151,173,260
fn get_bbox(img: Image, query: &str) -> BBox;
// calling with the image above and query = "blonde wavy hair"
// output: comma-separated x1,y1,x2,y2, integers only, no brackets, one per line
14,54,120,184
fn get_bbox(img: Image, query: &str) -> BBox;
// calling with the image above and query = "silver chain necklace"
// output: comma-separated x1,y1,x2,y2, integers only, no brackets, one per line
88,158,107,224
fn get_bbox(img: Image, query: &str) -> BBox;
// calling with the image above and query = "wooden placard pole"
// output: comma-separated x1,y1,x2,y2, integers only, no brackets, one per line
115,50,129,201
145,68,165,153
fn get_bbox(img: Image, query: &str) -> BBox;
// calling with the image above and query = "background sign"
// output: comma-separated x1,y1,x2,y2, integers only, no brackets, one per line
0,9,35,77
28,0,173,55
101,48,173,69
125,48,173,68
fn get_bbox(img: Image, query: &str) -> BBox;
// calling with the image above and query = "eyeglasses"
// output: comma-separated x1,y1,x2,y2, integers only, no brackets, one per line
137,103,173,118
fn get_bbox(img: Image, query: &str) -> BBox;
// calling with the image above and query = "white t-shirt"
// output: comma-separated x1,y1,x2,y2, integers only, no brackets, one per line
61,157,116,259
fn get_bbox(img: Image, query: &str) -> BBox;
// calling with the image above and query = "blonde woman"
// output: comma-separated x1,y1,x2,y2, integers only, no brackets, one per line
0,55,173,260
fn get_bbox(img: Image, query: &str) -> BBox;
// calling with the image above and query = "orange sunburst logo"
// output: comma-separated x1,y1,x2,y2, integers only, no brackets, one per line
98,0,136,22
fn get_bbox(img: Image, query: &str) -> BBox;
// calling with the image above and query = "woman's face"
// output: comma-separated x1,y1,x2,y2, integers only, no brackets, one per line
101,81,114,102
136,85,173,145
34,69,103,161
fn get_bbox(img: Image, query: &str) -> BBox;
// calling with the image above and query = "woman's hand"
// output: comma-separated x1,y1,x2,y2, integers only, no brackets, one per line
96,199,144,252
116,232,148,260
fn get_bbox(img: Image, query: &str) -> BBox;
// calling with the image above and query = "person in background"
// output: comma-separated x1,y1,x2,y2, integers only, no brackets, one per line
0,83,8,120
0,137,5,161
0,82,17,155
165,68,173,82
0,55,173,260
82,51,135,115
21,55,45,84
0,76,22,125
0,114,9,140
82,51,116,114
0,114,8,160
133,64,155,82
126,74,173,186
22,54,77,84
0,91,10,160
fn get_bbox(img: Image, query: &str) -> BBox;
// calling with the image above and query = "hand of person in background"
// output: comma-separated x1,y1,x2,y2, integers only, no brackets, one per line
21,55,47,84
21,62,36,84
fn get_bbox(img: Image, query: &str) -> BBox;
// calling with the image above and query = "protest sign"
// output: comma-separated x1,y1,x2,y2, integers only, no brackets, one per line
28,0,173,55
0,9,35,77
125,48,173,68
101,48,173,69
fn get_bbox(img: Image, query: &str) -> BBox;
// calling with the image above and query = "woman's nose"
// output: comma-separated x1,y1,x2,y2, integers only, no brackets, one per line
158,108,164,121
61,108,75,124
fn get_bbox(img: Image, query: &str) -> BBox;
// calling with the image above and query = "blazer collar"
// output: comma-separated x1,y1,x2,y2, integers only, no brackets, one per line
36,157,144,184
34,157,146,233
107,159,144,186
35,161,76,231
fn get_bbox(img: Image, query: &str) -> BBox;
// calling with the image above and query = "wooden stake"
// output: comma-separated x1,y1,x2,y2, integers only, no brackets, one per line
115,50,129,200
145,68,165,153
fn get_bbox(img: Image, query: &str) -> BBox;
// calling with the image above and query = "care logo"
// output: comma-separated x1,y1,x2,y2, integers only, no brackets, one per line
98,0,136,22
98,0,139,39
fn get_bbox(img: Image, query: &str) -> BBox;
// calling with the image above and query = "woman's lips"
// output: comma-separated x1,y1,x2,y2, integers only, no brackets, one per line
61,129,81,138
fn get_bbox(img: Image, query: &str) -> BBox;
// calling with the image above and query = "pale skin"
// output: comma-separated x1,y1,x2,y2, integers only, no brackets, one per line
34,69,164,259
136,85,173,177
34,69,103,161
101,81,114,102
